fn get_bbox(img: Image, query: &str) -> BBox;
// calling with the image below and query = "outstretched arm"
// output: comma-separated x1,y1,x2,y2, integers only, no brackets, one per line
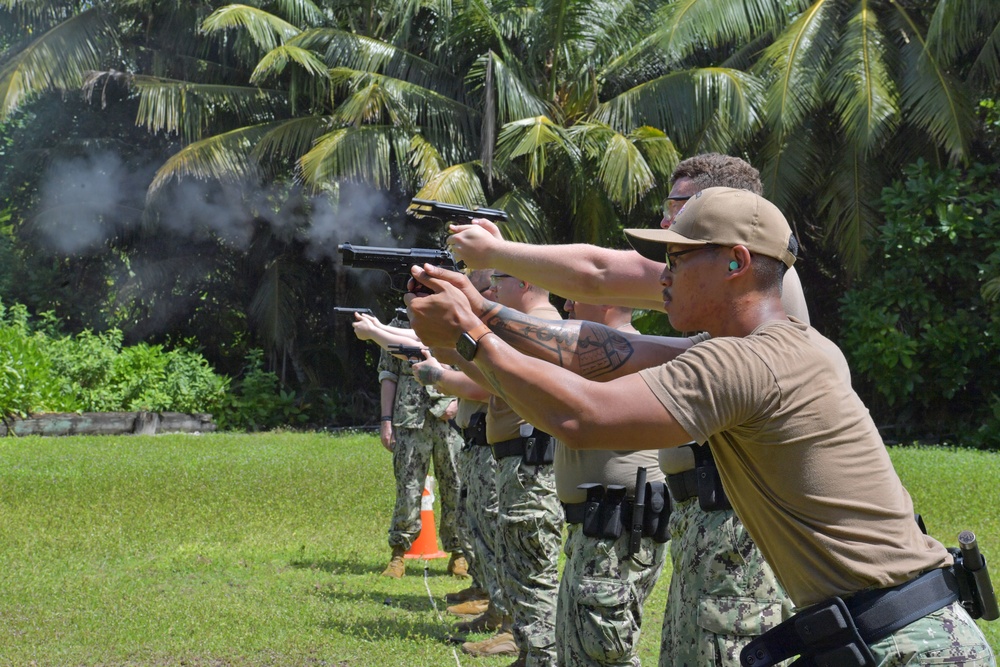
405,265,693,450
403,263,692,380
447,220,666,309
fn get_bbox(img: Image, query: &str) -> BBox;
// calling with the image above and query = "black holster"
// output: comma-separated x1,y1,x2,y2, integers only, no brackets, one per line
462,412,488,449
642,481,671,543
693,443,731,511
523,428,556,464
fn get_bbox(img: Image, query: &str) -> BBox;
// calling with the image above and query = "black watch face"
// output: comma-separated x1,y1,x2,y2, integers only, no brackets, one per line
457,332,477,361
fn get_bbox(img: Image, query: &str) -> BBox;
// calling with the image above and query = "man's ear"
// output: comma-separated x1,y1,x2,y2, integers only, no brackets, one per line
728,246,752,274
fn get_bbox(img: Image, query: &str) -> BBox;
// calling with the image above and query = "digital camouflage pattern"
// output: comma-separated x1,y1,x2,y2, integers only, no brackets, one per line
557,524,667,666
495,455,562,667
378,346,464,552
659,497,792,667
869,601,994,666
463,441,504,615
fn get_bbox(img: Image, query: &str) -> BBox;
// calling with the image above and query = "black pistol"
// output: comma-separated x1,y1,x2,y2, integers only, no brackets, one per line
407,199,508,225
628,467,647,558
333,307,374,317
958,530,999,621
387,343,427,363
337,243,459,292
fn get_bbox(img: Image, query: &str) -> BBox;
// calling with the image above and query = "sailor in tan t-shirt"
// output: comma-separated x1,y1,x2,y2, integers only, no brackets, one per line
554,299,667,666
405,187,994,666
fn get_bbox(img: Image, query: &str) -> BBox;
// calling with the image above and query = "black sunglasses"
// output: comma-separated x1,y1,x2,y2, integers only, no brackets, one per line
665,245,720,271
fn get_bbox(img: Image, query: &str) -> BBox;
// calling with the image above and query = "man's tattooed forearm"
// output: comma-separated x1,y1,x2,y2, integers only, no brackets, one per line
575,323,634,378
485,305,574,366
481,304,634,376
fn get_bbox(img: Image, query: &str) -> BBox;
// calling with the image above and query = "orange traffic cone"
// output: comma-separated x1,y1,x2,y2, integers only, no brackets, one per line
405,476,448,559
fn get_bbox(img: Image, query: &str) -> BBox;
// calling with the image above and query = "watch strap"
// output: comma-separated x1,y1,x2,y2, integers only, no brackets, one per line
466,323,492,344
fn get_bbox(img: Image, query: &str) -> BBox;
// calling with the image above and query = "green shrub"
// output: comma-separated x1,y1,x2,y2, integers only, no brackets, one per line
0,303,78,416
0,300,229,420
839,160,1000,445
216,349,310,431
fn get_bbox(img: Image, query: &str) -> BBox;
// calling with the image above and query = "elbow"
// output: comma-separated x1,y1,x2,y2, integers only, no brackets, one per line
548,408,612,450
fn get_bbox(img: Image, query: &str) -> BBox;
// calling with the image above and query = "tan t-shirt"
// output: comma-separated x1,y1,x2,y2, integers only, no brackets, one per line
487,301,564,443
639,318,951,606
556,446,664,503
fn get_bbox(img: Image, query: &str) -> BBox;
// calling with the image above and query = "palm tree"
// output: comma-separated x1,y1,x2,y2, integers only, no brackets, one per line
744,0,1000,275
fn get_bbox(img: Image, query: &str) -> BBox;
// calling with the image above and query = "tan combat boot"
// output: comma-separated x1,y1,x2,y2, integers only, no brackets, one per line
461,631,518,657
445,585,487,604
447,597,489,617
380,545,406,578
447,552,470,578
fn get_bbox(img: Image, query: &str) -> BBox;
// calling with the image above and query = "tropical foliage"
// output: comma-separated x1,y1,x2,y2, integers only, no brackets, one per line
839,160,1000,445
1,0,1000,432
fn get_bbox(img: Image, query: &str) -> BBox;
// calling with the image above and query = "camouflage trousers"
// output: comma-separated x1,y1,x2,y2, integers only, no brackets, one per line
388,418,464,552
495,455,562,667
556,523,667,666
868,601,994,665
659,497,792,667
463,444,502,608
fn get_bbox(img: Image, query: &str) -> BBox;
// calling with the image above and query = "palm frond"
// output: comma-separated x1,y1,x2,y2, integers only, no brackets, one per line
147,122,280,199
330,68,476,148
289,28,459,97
261,0,325,28
0,8,115,120
651,0,799,63
593,67,764,150
251,43,330,84
595,131,655,212
494,116,581,189
814,144,885,275
412,163,487,207
465,52,548,126
757,0,840,136
891,2,975,160
491,189,550,245
630,125,680,185
200,4,301,52
824,5,899,156
87,71,287,142
982,276,1000,303
407,134,448,186
926,0,1000,85
252,115,333,173
298,125,400,190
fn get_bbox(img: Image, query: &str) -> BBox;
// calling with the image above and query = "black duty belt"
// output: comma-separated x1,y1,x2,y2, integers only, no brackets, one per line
562,478,672,544
491,428,555,464
492,437,528,459
665,468,699,502
741,567,960,667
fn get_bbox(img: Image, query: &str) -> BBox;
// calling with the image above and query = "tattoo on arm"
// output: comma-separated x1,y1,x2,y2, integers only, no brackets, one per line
415,366,444,386
481,302,634,377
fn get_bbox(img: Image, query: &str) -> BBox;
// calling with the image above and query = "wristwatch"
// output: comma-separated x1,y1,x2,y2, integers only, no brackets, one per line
456,323,493,361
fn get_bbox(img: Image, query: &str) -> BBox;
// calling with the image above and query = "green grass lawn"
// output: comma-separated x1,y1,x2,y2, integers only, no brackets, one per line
0,432,997,665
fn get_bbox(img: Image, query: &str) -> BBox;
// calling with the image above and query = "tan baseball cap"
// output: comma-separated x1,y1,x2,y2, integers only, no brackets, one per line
625,187,796,267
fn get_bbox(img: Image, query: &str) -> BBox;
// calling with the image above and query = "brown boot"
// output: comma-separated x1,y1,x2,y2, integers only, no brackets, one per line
447,597,489,617
454,605,507,633
380,545,406,578
445,586,487,604
461,631,518,657
447,552,470,578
